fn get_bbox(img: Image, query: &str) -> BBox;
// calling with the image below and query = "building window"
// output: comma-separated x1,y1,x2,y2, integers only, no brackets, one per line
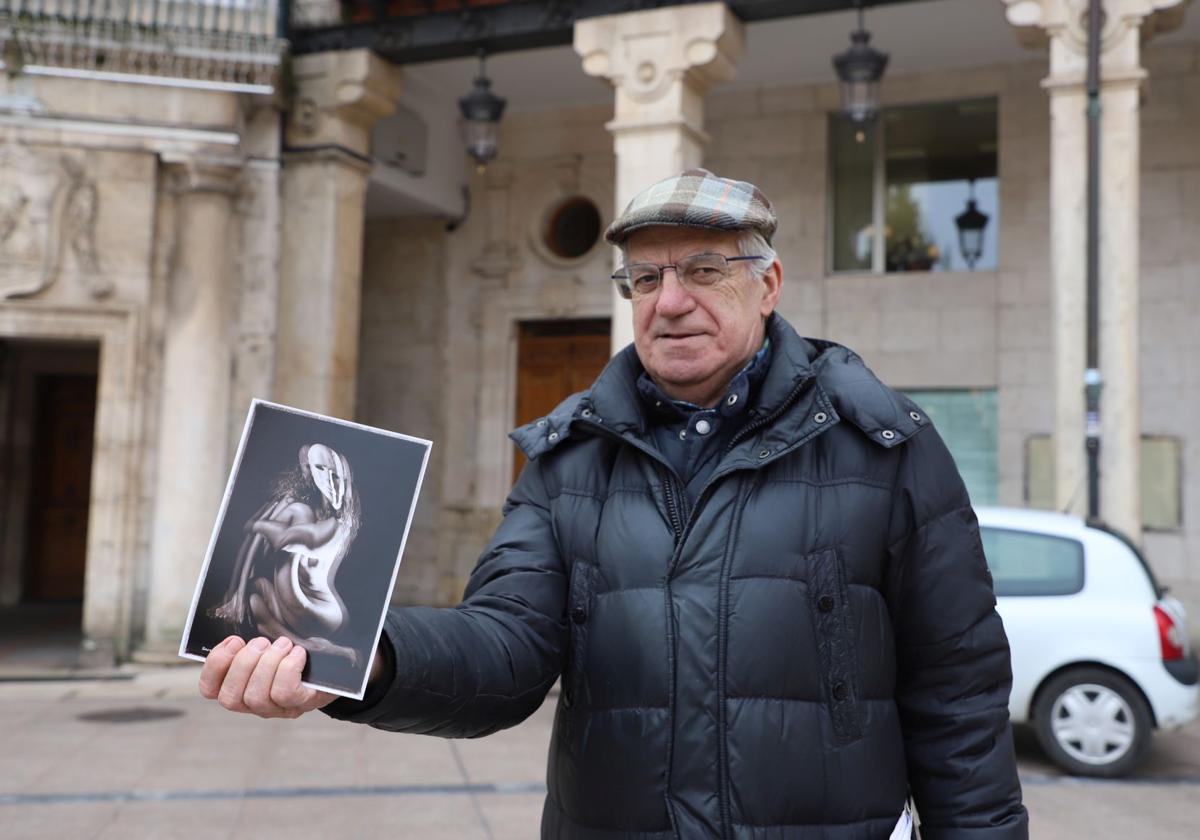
543,196,602,260
1025,434,1182,530
980,527,1085,597
830,98,999,274
1142,437,1183,530
901,389,998,506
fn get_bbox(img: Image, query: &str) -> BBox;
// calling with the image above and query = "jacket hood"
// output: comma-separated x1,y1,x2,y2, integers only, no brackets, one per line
510,313,927,460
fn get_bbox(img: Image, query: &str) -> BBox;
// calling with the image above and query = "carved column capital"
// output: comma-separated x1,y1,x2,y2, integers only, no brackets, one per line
1002,0,1188,82
574,2,744,140
285,48,403,158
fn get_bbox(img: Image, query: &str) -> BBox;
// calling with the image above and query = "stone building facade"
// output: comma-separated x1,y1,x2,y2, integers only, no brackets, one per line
1,0,1198,665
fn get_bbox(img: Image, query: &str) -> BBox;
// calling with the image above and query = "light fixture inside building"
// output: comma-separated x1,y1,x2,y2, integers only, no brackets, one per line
955,180,990,270
832,2,889,124
458,50,507,174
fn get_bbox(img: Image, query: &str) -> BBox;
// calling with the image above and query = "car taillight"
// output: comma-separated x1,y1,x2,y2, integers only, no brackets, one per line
1154,605,1186,662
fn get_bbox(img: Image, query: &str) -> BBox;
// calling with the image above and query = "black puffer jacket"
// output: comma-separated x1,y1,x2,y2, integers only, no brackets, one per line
326,314,1028,839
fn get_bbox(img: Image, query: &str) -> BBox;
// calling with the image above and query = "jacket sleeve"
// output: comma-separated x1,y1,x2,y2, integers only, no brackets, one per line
884,423,1029,839
322,457,568,738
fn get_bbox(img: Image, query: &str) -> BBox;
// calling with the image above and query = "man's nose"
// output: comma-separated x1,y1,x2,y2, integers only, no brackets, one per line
654,267,695,316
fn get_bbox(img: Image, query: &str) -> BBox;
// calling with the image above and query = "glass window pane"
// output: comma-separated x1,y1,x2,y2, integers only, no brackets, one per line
830,117,876,272
1142,436,1182,530
1025,434,1181,529
883,99,998,273
901,389,998,506
1024,434,1055,510
980,527,1085,597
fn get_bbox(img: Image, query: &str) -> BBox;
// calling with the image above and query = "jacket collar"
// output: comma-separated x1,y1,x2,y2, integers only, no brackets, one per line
587,314,815,431
510,313,927,460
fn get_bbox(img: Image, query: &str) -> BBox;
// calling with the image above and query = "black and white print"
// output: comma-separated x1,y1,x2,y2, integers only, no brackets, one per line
180,400,431,699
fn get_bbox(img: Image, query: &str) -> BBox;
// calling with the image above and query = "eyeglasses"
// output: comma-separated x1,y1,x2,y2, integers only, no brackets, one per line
611,252,765,300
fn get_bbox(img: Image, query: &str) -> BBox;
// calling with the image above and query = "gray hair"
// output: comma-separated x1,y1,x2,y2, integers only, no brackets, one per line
736,230,776,279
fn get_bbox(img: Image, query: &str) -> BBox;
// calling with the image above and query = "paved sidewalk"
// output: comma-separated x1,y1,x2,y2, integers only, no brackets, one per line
0,666,550,839
2,665,1199,839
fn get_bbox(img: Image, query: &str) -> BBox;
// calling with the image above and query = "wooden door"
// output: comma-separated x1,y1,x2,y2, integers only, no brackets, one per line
513,319,611,484
25,374,98,602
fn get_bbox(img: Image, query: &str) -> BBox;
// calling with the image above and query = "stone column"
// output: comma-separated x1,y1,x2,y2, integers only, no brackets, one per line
575,3,744,354
138,157,241,658
1002,0,1187,538
228,101,284,462
276,49,402,417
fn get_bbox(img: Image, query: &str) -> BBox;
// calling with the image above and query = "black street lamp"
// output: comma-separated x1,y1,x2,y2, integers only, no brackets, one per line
832,2,889,124
459,50,506,174
955,180,990,270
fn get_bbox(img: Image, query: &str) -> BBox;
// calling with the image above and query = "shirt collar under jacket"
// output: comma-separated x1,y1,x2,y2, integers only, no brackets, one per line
636,337,772,423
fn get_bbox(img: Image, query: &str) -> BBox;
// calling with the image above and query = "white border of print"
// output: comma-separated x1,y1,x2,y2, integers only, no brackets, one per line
177,398,433,701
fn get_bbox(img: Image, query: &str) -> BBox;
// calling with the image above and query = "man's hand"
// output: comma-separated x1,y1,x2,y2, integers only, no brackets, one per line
198,635,337,718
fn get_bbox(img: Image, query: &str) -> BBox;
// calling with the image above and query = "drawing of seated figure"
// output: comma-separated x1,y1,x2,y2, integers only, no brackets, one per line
210,443,362,668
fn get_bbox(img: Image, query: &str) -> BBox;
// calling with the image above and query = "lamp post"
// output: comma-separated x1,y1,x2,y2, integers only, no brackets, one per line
955,180,990,270
459,50,506,174
832,2,889,124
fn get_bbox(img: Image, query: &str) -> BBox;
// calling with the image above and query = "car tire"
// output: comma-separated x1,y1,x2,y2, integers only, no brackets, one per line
1032,666,1153,778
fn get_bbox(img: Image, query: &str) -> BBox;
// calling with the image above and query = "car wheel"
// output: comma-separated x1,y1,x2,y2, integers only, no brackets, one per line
1032,667,1153,778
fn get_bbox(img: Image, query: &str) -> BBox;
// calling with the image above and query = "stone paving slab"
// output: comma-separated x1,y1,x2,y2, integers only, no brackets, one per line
3,802,125,840
93,799,244,840
1022,782,1200,839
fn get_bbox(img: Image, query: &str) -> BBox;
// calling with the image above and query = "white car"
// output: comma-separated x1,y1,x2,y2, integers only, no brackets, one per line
976,506,1200,777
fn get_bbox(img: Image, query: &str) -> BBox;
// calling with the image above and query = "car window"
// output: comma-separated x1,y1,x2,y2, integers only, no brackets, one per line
979,527,1085,596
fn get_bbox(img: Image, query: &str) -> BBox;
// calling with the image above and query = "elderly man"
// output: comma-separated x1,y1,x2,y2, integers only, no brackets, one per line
200,170,1029,839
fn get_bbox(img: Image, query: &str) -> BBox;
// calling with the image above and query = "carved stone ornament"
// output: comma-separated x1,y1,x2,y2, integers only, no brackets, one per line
291,97,322,138
1002,0,1188,53
574,2,744,104
285,50,403,157
0,138,108,300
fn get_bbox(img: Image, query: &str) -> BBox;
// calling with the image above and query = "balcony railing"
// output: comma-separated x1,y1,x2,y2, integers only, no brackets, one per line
286,1,925,64
0,0,284,93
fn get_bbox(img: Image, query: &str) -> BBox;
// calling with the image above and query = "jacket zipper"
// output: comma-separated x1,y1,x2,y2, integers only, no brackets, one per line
666,375,814,565
576,418,685,838
577,376,813,573
575,390,812,840
660,464,686,541
574,418,690,538
665,375,813,840
722,374,813,457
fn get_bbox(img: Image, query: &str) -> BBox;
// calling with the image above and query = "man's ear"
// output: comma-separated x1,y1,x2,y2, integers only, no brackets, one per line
759,259,783,317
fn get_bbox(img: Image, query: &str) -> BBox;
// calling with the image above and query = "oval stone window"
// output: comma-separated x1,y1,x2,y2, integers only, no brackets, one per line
543,196,602,260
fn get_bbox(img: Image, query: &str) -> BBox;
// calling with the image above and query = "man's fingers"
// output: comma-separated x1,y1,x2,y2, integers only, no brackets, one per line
243,636,295,716
217,637,271,712
270,645,318,710
271,647,338,713
198,636,246,700
202,638,337,719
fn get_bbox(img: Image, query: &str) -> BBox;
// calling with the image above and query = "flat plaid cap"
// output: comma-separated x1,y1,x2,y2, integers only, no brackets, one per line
604,168,777,245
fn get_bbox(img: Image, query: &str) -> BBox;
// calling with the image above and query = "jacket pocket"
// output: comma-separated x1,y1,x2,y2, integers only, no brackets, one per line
563,559,596,714
807,547,865,745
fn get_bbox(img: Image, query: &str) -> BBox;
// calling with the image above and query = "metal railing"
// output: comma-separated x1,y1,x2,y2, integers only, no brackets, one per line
0,0,284,93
